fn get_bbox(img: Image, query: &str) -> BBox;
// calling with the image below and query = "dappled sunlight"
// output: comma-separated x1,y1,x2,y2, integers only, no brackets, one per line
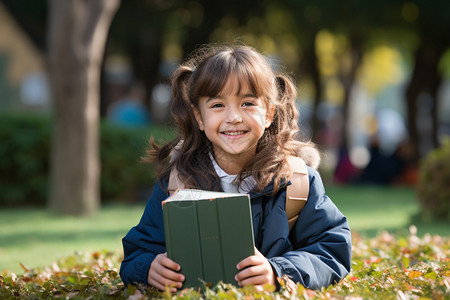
357,45,405,96
315,30,348,78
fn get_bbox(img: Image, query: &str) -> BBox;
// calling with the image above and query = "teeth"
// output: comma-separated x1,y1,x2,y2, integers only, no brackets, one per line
224,131,245,136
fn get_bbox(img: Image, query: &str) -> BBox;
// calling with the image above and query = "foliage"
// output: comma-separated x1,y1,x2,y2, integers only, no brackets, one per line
0,113,175,206
1,229,448,299
417,137,450,221
0,113,51,206
99,122,175,203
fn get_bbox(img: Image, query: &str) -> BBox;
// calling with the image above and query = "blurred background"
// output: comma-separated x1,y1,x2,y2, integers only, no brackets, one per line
0,0,449,273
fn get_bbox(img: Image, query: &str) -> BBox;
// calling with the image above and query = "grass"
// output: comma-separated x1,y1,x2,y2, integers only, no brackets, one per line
1,185,448,275
0,204,145,274
327,185,449,237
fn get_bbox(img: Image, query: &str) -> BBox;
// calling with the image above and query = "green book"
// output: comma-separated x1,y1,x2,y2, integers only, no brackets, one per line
162,189,255,288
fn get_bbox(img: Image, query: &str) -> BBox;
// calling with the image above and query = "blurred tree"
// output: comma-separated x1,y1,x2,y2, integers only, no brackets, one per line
289,2,331,143
284,1,408,148
47,0,120,215
105,1,168,116
177,0,263,57
327,0,450,160
402,0,450,159
271,1,362,148
281,0,449,161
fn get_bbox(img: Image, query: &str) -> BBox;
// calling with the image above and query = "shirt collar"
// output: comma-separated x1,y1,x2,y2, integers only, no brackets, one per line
209,152,233,180
208,152,256,193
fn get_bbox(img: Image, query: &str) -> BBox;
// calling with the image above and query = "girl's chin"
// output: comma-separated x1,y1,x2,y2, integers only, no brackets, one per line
219,145,255,157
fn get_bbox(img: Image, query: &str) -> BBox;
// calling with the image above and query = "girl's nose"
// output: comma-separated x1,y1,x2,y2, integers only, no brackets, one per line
227,110,243,123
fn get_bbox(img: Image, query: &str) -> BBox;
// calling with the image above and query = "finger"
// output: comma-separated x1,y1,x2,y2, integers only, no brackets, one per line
237,255,262,270
157,253,182,272
154,253,181,271
148,267,184,290
148,254,184,290
147,277,167,291
159,266,185,283
153,254,184,282
151,262,184,284
148,277,178,293
237,274,267,286
235,264,265,281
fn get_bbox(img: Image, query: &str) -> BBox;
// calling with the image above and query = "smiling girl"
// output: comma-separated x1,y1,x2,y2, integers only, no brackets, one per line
120,44,351,292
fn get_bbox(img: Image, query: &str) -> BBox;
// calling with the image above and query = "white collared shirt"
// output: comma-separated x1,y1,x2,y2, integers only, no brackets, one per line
209,152,256,194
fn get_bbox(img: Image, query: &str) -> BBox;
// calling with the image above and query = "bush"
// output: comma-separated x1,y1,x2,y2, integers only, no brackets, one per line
417,138,450,221
99,123,175,203
0,113,175,206
0,114,51,206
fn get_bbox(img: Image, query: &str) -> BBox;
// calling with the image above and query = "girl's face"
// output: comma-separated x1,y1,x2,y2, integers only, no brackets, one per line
193,76,273,172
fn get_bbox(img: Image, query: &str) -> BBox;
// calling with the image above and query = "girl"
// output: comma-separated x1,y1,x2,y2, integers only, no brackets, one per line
120,45,351,292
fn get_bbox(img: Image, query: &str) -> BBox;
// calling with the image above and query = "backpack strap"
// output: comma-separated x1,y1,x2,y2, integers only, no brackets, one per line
168,166,184,195
285,156,309,231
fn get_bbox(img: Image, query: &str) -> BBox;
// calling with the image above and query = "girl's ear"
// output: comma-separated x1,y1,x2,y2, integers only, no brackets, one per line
192,104,205,131
265,105,275,128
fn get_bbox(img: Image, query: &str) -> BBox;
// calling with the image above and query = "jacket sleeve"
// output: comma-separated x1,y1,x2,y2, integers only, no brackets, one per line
119,181,168,286
268,167,352,289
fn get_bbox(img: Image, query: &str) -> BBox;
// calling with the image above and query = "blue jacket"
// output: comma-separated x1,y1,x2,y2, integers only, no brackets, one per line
120,167,352,289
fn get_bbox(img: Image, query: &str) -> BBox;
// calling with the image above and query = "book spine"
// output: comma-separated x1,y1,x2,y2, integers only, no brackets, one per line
197,199,224,286
162,203,172,258
217,196,255,284
163,201,204,288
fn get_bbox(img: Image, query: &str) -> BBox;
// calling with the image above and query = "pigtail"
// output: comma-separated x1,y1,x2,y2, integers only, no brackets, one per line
151,64,219,191
141,67,195,167
170,65,217,189
171,66,197,140
275,74,321,170
275,74,299,133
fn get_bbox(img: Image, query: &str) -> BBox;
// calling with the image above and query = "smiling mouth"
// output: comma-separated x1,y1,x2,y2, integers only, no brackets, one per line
222,131,247,136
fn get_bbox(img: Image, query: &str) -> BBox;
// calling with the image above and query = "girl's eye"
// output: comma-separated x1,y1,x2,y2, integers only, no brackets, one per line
242,95,260,107
211,103,224,108
242,101,256,107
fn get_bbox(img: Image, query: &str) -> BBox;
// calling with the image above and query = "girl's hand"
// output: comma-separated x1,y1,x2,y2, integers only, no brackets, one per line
235,248,276,289
148,253,185,292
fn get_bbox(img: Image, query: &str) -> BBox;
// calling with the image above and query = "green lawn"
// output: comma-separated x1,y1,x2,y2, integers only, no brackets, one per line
327,185,449,237
0,185,448,274
0,204,145,274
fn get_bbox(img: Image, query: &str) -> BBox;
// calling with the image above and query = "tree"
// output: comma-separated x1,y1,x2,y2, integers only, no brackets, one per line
404,0,450,159
47,0,120,215
104,0,168,116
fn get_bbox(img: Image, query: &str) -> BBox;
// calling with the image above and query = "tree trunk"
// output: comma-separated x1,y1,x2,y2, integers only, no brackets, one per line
340,34,363,151
48,0,119,215
405,42,446,160
299,34,322,143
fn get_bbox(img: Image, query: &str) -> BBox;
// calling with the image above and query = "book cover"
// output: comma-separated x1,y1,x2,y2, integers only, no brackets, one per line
162,189,255,288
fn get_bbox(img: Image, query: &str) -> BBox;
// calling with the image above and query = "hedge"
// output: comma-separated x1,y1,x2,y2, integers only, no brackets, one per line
417,137,450,221
0,113,175,206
